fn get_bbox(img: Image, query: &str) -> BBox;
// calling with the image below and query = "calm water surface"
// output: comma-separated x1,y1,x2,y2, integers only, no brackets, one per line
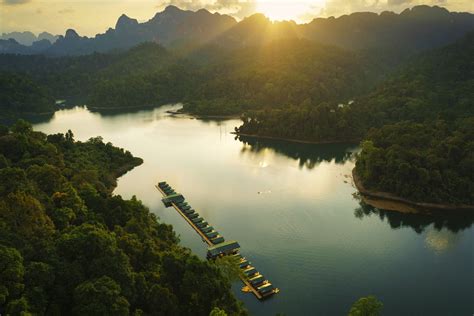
34,105,473,316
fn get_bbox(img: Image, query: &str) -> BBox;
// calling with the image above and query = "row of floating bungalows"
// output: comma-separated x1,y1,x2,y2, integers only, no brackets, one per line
158,181,277,299
176,200,225,245
232,252,276,298
158,182,225,245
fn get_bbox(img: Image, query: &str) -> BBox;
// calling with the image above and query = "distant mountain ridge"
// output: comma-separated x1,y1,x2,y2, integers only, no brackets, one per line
300,5,474,51
1,5,474,56
36,5,237,56
0,31,58,45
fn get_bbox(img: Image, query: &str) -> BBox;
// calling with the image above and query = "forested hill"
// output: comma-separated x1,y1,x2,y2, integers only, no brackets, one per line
236,31,474,142
85,38,386,113
182,38,383,115
0,72,55,117
353,32,473,205
0,43,190,113
0,121,246,315
0,39,384,114
355,118,474,205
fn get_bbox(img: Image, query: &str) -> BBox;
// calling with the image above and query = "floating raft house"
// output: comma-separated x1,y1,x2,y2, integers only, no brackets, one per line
156,181,279,300
249,275,265,286
207,241,240,258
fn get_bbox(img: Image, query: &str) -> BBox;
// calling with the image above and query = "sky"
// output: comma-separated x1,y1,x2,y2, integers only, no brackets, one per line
1,0,473,36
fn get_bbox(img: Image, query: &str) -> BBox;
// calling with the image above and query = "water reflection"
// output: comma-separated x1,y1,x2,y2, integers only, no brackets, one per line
424,229,460,253
237,135,357,169
354,200,474,233
88,105,180,117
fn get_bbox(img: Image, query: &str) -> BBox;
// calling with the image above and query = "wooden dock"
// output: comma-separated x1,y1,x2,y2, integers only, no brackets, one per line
156,181,279,300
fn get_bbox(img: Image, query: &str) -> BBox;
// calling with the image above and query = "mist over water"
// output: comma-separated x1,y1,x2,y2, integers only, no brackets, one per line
33,105,473,316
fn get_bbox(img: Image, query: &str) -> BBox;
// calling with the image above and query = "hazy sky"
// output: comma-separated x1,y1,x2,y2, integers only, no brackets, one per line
1,0,473,36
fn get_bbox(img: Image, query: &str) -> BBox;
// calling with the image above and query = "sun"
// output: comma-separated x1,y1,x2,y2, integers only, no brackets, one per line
255,0,325,22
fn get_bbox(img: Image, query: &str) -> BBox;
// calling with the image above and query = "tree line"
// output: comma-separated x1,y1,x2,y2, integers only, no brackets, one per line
0,39,387,116
356,118,474,204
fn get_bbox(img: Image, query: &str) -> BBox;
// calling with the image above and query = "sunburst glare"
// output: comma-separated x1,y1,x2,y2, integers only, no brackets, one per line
255,0,326,22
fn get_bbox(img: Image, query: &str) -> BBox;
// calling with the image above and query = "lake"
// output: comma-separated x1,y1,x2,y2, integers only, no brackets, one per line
33,105,473,316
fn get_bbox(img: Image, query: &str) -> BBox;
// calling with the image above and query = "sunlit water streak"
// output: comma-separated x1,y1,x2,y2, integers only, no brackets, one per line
33,105,473,316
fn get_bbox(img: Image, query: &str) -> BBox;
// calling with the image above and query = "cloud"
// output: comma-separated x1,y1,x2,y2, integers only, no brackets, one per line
387,0,412,5
386,0,447,6
2,0,30,5
58,8,75,14
319,0,382,16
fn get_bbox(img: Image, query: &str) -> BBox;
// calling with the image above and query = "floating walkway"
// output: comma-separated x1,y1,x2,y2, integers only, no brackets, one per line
156,181,279,300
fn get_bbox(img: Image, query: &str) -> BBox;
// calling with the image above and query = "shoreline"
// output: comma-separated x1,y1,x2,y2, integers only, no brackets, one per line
108,158,144,194
194,114,240,120
5,110,57,117
352,168,474,213
87,104,165,110
168,110,240,120
233,132,360,145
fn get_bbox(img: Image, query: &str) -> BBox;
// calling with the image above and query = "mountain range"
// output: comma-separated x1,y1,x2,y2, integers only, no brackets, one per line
0,31,58,46
1,5,474,56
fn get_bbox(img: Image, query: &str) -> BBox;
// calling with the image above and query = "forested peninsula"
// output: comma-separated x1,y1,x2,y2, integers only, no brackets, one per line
353,33,474,208
236,33,474,209
354,118,474,209
236,32,473,143
0,121,246,315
